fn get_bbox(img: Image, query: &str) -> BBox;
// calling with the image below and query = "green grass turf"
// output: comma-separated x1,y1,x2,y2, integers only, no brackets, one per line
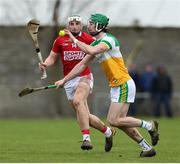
0,117,180,162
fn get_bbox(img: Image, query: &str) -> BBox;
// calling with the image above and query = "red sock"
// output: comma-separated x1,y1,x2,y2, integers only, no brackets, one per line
81,129,90,141
81,129,90,135
101,126,107,133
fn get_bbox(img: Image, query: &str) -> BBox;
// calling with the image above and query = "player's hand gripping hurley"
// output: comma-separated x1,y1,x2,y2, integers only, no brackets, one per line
27,19,47,79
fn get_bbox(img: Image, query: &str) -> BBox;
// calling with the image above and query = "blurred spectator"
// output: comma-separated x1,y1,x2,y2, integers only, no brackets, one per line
129,63,141,91
151,65,173,117
128,63,141,116
140,63,156,93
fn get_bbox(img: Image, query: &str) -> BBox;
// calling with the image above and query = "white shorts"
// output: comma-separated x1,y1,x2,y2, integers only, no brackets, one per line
64,73,94,100
110,79,136,103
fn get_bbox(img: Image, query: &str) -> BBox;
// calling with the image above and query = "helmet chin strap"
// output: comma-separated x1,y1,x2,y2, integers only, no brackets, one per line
90,23,105,36
90,30,103,36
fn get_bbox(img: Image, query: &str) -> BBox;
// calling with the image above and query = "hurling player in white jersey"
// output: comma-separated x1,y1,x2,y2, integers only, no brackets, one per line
55,13,159,157
39,15,115,151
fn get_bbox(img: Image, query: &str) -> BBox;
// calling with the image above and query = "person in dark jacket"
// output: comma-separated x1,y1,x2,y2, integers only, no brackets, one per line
140,64,156,93
151,65,173,117
128,63,141,116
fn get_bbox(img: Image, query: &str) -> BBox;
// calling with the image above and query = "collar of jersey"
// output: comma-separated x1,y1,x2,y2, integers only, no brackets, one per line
76,31,82,37
96,33,106,41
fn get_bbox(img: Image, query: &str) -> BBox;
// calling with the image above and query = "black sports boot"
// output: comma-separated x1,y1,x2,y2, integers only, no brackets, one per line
148,121,159,146
105,128,116,152
140,148,156,157
81,140,93,150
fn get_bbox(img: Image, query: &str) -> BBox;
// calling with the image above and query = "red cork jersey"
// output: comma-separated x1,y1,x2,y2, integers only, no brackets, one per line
52,32,94,76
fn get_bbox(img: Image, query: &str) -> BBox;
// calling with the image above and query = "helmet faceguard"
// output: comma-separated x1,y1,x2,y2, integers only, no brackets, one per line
88,13,109,36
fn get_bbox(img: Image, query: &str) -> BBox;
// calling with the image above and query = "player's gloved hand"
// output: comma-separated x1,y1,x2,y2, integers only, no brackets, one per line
38,63,47,72
55,78,65,89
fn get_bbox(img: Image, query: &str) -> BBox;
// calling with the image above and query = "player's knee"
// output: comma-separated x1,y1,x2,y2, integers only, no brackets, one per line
107,117,124,127
115,118,125,127
72,98,83,108
107,117,117,126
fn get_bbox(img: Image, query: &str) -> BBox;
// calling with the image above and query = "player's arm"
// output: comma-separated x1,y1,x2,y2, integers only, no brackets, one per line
39,50,58,71
55,54,95,88
65,29,109,55
76,41,109,55
43,50,58,66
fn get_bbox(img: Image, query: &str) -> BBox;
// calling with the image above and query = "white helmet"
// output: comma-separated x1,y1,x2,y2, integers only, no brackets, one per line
68,15,82,23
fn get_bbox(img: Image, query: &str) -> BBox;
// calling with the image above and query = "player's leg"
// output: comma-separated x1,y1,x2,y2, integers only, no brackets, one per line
121,127,156,156
124,127,157,157
76,74,115,151
107,102,142,127
109,79,159,146
69,100,92,150
112,107,159,147
107,102,156,157
72,80,93,150
73,76,115,151
85,100,116,152
106,79,158,156
64,76,92,150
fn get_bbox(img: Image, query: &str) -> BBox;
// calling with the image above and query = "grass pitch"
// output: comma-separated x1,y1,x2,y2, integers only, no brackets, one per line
0,117,180,162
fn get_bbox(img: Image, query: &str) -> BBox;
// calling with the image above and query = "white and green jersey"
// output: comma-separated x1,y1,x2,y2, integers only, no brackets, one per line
91,33,131,87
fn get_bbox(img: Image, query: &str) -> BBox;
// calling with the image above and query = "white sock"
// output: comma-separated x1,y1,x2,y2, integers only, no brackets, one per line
141,120,152,131
104,127,112,138
139,139,152,151
83,134,90,141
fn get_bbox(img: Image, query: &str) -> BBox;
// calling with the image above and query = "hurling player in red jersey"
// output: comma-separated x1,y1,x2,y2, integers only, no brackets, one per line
39,15,115,151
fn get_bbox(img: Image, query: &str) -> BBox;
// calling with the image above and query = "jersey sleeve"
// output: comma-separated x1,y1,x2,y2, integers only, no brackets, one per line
101,36,114,50
51,37,60,53
101,34,120,50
